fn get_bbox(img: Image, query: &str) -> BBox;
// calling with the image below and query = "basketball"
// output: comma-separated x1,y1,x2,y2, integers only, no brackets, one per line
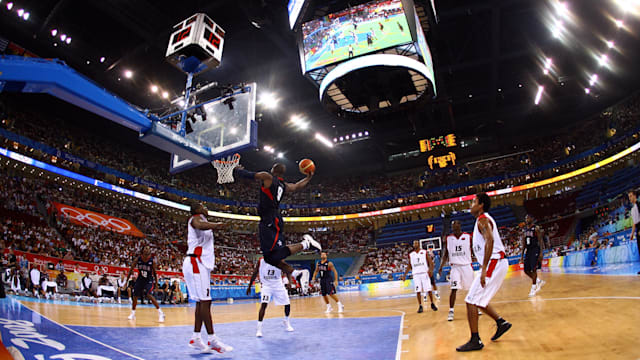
299,159,315,175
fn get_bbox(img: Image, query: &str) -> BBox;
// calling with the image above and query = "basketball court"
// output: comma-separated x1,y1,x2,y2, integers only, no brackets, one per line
2,266,639,360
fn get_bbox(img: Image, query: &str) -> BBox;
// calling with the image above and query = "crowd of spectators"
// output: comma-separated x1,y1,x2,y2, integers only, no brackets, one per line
1,91,639,217
0,171,258,275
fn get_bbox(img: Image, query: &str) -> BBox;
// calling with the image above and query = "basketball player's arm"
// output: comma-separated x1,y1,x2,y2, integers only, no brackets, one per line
312,265,319,283
426,253,434,279
438,240,448,276
329,262,339,287
235,166,273,188
285,172,313,192
191,216,227,230
536,226,545,262
125,259,136,284
478,218,494,288
519,234,526,263
246,262,259,296
401,261,412,281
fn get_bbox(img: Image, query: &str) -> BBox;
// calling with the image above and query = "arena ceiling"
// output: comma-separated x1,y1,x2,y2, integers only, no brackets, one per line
1,0,639,178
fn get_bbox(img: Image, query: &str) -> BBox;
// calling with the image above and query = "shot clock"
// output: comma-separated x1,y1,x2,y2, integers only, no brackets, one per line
165,13,225,75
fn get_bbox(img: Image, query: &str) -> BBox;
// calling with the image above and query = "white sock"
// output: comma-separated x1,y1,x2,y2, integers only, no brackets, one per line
192,332,200,340
531,284,536,288
257,321,263,329
449,308,454,312
130,310,135,314
208,334,216,343
301,241,309,250
158,309,164,314
285,316,290,322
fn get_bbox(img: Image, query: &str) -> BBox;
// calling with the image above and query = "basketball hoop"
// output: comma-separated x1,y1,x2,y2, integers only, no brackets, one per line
212,153,240,184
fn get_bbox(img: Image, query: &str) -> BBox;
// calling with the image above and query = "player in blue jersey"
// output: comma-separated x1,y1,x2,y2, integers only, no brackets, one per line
125,246,165,322
235,163,322,277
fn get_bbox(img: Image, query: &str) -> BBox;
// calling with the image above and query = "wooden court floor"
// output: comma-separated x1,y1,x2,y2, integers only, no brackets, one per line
20,271,640,360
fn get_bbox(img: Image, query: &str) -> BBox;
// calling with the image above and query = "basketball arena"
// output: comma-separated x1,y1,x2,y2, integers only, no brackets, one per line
0,0,640,359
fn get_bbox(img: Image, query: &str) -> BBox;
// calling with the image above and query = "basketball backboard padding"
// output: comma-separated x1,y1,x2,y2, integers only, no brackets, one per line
140,122,211,162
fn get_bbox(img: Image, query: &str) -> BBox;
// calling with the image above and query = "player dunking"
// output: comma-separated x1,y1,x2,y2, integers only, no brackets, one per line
183,203,232,353
521,215,546,297
247,257,294,337
235,163,322,275
312,252,344,313
402,241,437,313
438,220,474,321
125,246,164,322
457,193,512,352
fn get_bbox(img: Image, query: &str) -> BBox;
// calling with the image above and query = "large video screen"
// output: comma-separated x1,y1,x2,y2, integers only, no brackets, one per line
414,9,436,93
302,0,413,72
288,0,307,29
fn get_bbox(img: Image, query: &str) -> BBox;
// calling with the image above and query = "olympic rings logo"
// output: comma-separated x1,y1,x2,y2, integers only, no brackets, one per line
59,206,133,234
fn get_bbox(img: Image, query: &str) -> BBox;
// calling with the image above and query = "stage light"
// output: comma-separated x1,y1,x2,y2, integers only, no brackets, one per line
162,91,169,99
259,92,278,109
339,137,344,141
263,145,270,151
22,11,28,20
230,127,237,134
518,83,523,88
277,152,284,158
364,131,369,136
150,85,158,93
544,58,552,68
16,8,23,16
51,29,58,36
554,1,569,17
585,88,590,94
534,86,544,105
498,88,502,92
543,68,550,75
598,54,608,66
6,2,13,10
178,99,185,108
606,40,615,48
124,70,133,79
345,135,350,140
60,34,67,41
315,133,334,148
99,57,105,63
333,138,337,142
65,37,71,44
358,132,363,137
351,133,356,138
615,19,624,28
589,74,598,86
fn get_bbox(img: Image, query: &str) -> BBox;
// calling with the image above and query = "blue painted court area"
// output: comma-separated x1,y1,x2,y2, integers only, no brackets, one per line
0,297,401,360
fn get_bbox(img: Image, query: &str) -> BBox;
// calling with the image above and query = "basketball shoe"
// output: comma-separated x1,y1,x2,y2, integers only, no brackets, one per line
208,336,233,353
302,234,322,252
188,337,207,351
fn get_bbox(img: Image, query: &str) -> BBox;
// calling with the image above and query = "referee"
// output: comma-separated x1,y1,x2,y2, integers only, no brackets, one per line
629,190,640,275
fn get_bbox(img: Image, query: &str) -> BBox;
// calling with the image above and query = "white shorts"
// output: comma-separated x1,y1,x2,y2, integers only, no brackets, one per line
182,257,212,302
450,264,474,290
465,259,508,308
412,273,432,294
97,285,114,296
260,286,290,306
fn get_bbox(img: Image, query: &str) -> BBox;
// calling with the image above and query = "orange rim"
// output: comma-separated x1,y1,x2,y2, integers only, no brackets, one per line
213,153,241,164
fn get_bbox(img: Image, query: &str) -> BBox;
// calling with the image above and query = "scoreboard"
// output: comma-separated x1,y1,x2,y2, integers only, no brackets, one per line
419,133,457,152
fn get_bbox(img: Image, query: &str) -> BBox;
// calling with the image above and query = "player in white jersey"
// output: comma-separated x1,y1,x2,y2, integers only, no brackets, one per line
183,203,233,354
402,240,437,313
438,220,475,321
247,258,294,337
457,193,512,352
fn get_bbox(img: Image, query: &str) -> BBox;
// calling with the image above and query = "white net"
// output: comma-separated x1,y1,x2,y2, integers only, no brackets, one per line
212,153,241,184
